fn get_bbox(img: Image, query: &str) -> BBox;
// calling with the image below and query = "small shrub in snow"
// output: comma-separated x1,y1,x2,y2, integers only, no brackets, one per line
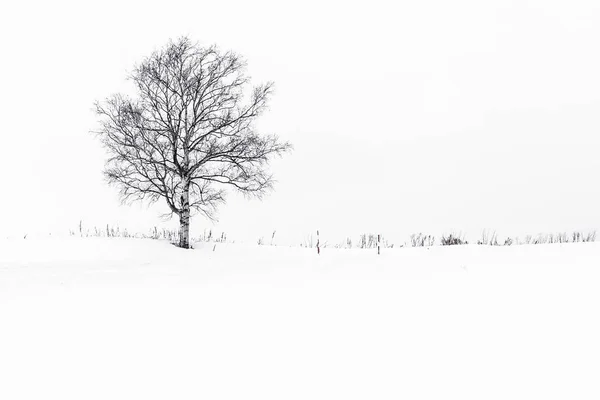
359,233,381,249
410,233,435,247
572,231,596,243
478,230,499,246
440,233,467,246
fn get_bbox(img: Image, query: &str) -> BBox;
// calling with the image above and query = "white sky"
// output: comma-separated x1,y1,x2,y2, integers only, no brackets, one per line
1,0,600,246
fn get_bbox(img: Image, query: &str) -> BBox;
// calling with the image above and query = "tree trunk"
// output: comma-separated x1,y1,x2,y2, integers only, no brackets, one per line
179,184,191,249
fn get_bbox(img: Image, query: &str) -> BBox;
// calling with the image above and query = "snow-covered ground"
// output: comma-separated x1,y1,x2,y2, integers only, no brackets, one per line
1,237,599,399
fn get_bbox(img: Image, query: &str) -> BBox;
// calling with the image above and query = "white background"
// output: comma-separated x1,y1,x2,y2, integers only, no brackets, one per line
1,0,599,245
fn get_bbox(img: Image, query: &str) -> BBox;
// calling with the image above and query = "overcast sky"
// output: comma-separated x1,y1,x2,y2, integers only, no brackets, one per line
1,0,599,246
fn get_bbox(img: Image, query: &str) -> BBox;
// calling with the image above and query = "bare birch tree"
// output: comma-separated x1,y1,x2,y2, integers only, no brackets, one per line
94,37,292,248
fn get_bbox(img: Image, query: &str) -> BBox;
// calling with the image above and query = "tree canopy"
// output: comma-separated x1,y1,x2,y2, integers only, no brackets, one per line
94,37,291,248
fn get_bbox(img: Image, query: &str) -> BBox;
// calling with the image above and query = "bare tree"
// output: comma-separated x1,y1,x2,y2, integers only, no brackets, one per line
94,37,292,248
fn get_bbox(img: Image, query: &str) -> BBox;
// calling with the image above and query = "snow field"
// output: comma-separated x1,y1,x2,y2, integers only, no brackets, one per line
1,238,599,399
